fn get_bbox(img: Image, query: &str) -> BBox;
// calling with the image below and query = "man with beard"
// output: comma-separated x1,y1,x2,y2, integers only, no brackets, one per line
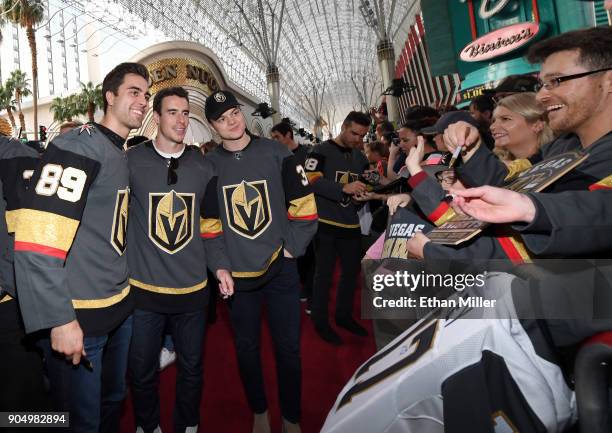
304,111,371,344
14,63,150,433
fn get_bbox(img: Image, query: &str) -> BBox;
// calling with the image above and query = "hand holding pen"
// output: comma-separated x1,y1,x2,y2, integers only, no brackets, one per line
448,128,470,168
443,121,482,167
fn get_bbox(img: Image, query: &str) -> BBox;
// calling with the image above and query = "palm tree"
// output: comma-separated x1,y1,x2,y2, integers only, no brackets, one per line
1,0,45,139
79,81,102,122
8,70,31,134
66,93,83,119
50,97,72,123
0,82,17,129
0,7,5,42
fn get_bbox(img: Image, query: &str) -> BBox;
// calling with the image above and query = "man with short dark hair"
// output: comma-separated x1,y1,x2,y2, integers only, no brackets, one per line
468,95,495,127
127,86,233,433
14,62,150,433
205,89,317,433
305,111,371,344
271,121,315,303
271,121,309,164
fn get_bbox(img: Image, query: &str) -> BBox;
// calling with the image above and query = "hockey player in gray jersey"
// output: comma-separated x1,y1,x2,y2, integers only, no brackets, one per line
304,111,372,344
205,89,317,433
0,134,50,419
127,86,233,433
14,62,151,433
271,121,316,303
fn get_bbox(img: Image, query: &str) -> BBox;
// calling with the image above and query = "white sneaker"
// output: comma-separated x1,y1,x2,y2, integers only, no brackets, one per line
185,426,198,433
159,347,176,371
136,427,162,433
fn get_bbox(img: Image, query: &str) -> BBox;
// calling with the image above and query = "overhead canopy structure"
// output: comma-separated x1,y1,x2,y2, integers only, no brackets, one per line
57,0,419,130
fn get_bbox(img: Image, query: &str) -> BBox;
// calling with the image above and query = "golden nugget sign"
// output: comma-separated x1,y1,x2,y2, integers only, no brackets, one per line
146,58,221,95
460,22,541,62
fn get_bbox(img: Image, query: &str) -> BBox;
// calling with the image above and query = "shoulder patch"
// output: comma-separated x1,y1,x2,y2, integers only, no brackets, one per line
78,123,97,136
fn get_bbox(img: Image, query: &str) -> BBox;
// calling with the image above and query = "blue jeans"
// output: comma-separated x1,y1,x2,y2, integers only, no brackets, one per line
229,257,302,423
41,315,132,433
130,307,207,433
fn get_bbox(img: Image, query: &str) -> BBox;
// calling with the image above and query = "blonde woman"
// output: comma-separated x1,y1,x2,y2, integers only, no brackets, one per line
491,92,554,161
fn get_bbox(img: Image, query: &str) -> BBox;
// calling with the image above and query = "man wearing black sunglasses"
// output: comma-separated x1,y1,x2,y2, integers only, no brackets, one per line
127,86,233,433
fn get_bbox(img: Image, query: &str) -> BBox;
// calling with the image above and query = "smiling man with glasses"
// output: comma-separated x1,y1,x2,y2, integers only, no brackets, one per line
444,26,611,182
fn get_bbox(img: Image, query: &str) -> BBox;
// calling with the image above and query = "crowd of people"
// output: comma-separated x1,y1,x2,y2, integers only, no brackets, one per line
0,24,611,433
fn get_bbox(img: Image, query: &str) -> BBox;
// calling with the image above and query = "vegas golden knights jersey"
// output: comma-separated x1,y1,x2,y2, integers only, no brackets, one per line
126,142,229,313
206,136,317,290
14,124,132,336
304,139,369,238
382,207,433,260
0,136,38,301
322,273,575,433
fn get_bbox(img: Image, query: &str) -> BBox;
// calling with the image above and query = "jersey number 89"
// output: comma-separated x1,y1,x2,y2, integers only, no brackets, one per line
35,163,87,202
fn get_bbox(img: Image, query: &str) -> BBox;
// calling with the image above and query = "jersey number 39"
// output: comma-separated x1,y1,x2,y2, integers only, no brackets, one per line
35,163,87,202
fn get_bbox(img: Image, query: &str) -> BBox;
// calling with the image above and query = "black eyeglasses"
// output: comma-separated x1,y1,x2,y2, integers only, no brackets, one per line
435,170,457,184
535,66,612,91
167,157,178,185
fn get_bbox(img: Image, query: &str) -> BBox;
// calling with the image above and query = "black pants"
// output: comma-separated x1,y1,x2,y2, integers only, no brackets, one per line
0,299,51,433
297,242,315,298
130,300,208,433
229,258,301,423
311,232,362,326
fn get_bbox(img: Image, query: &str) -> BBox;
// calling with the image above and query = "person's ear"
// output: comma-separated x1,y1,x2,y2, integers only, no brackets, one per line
105,91,115,110
531,119,544,135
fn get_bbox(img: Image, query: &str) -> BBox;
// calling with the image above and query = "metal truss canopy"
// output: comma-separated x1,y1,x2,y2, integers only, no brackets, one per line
71,0,418,131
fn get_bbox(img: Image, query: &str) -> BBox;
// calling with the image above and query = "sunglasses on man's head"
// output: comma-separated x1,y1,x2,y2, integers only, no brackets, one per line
167,157,179,185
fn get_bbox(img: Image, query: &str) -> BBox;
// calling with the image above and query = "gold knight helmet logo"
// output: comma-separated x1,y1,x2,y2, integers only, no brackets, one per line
223,180,272,239
111,188,129,255
149,191,194,254
335,171,359,184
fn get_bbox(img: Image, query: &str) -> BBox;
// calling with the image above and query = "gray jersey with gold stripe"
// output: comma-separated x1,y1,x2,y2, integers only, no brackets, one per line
14,124,132,336
0,137,38,300
304,139,369,237
206,136,317,291
127,142,228,313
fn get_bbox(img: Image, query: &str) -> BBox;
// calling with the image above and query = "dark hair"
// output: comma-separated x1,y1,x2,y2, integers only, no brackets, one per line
400,118,436,133
403,105,440,123
377,121,395,135
153,86,189,114
527,27,612,70
102,62,149,113
364,140,389,158
271,122,294,140
469,95,495,114
201,140,219,155
343,111,371,128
